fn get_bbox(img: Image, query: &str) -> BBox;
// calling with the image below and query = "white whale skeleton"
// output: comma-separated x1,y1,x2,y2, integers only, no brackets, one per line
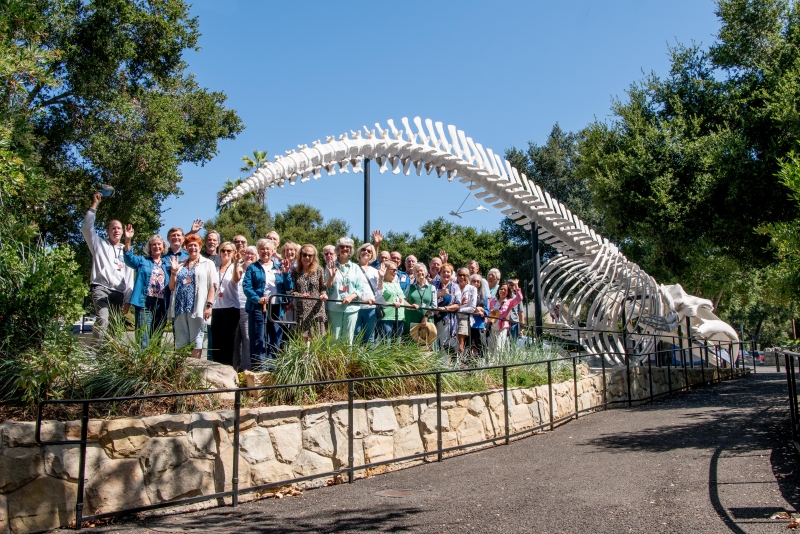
220,117,739,364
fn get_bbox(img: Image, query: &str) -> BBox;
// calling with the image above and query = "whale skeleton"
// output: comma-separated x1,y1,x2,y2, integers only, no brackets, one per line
220,117,735,364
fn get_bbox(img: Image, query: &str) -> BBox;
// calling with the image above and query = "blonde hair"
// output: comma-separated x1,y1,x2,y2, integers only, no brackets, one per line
358,243,376,262
144,234,166,256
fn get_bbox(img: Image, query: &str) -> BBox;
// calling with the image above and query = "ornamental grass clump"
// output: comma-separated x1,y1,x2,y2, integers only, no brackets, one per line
81,312,203,400
265,333,446,405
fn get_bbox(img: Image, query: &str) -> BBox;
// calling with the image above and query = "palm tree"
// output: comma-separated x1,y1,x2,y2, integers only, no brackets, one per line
216,177,250,212
240,150,269,206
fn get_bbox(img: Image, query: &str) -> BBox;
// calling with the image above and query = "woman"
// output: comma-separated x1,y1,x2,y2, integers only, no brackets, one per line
354,243,380,344
243,239,292,371
168,234,219,358
123,225,170,345
281,241,300,328
488,282,524,353
432,263,461,353
455,267,477,355
469,274,488,359
324,237,364,343
486,268,501,299
233,246,257,371
209,242,242,367
377,261,409,342
290,244,328,340
403,262,437,337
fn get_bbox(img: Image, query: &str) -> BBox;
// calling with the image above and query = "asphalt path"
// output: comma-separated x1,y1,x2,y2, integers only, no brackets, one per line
65,370,799,533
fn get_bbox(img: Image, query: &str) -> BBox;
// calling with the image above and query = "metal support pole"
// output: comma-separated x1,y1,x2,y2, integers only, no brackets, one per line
348,381,354,483
363,158,370,243
503,366,510,445
232,390,241,506
436,373,443,461
626,352,632,407
547,361,554,430
75,401,89,530
531,221,543,337
667,340,672,394
601,352,607,408
573,356,579,419
647,348,653,402
686,316,694,369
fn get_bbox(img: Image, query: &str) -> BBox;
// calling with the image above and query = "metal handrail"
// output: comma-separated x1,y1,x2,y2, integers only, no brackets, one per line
34,329,749,530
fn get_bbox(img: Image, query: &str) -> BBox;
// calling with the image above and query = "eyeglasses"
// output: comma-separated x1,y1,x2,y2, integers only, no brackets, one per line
234,240,246,244
301,253,314,258
220,249,234,254
360,250,371,255
457,274,468,278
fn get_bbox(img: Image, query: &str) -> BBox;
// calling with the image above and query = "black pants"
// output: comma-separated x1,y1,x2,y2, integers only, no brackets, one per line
209,307,240,367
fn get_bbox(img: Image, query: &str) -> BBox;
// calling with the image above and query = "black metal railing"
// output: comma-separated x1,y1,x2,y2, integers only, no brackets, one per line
35,317,750,530
780,350,800,454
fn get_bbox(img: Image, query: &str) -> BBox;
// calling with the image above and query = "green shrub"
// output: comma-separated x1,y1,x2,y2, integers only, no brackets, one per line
81,312,202,399
0,230,85,354
0,321,86,404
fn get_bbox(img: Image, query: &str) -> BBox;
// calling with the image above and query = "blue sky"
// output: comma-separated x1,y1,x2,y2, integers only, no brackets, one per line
160,0,721,241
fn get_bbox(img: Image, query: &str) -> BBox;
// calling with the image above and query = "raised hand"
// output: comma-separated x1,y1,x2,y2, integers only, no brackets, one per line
372,229,383,246
377,263,387,279
169,255,180,271
92,191,102,208
326,260,336,278
281,257,291,273
438,249,448,263
191,219,203,233
124,224,134,241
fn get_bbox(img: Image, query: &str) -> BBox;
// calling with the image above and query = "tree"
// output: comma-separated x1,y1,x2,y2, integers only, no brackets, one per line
2,0,243,258
216,177,254,211
240,149,269,206
579,0,800,281
203,199,273,246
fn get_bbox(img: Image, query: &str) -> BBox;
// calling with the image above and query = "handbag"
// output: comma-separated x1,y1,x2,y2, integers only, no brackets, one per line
358,265,385,320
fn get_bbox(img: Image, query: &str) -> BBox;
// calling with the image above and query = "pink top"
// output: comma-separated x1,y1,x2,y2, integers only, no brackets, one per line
489,288,523,331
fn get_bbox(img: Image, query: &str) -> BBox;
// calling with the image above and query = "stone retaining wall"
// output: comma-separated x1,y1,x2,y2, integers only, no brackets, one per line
0,365,741,533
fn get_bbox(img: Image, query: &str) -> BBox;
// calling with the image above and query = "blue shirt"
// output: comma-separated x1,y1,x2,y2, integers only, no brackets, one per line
173,265,196,316
396,270,410,292
123,249,172,308
164,248,188,261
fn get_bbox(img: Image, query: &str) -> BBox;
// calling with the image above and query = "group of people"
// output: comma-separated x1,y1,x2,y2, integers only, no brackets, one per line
83,193,527,372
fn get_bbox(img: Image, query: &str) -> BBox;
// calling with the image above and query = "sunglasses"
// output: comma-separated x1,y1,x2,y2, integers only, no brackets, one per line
220,249,234,254
360,250,371,255
457,274,468,277
301,253,314,258
233,240,246,244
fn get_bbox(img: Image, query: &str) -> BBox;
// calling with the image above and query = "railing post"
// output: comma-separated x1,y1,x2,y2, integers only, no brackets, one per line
503,366,510,445
686,317,694,369
715,343,720,382
232,390,241,506
572,355,579,419
701,343,707,386
75,401,89,530
776,343,781,373
785,353,797,442
750,341,756,374
647,348,653,402
348,381,354,482
667,340,672,394
625,352,632,407
436,372,443,461
547,361,554,430
601,352,607,408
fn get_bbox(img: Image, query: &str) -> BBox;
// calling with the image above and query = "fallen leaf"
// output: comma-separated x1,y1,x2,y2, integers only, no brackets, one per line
776,472,794,479
771,512,791,520
788,517,799,529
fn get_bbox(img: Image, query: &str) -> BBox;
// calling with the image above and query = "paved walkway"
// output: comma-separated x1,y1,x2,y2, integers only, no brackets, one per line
65,370,798,533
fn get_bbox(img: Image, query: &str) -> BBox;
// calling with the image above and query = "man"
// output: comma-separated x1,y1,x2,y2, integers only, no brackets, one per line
233,235,248,254
82,191,133,337
267,230,283,266
428,256,443,283
164,226,189,260
391,251,410,291
404,255,418,284
467,260,491,305
201,230,221,268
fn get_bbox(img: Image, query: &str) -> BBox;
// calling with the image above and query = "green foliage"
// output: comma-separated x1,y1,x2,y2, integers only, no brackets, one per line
273,204,350,251
0,322,86,404
0,227,85,353
204,198,273,245
265,333,443,405
81,314,201,399
380,217,504,271
0,0,243,264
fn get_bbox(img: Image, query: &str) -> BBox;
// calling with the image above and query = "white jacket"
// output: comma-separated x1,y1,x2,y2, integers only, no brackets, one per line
168,256,219,319
81,209,133,302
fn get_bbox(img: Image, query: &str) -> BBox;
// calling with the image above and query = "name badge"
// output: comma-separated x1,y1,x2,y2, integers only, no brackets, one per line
183,278,192,285
218,291,224,298
341,285,348,293
115,260,124,271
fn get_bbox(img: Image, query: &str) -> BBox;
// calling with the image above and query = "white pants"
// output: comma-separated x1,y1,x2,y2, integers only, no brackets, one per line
489,328,509,354
173,313,205,350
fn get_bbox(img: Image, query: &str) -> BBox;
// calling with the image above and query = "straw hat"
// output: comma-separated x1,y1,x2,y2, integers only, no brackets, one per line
410,321,437,345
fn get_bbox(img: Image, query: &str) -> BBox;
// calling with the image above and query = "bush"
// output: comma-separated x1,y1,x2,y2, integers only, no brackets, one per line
81,312,202,399
0,230,85,354
265,334,569,405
